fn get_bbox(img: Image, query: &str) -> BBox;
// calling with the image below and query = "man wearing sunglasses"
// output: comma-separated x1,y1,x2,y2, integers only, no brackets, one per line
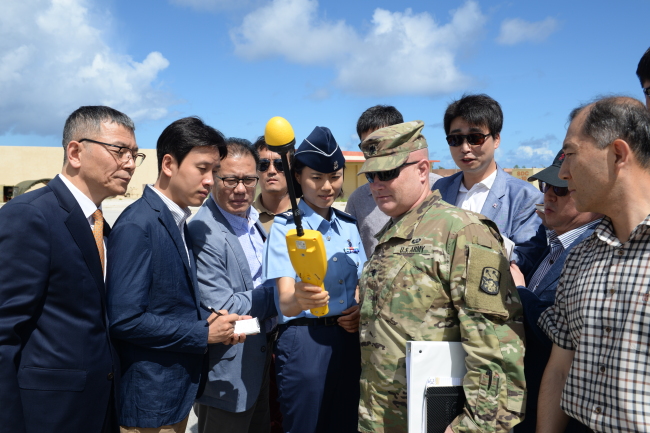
507,150,601,433
636,46,650,109
357,121,525,433
252,136,294,233
433,94,543,271
345,105,441,256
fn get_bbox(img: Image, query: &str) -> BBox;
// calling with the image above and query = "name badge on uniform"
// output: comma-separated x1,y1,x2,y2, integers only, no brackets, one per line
394,238,433,255
344,239,359,254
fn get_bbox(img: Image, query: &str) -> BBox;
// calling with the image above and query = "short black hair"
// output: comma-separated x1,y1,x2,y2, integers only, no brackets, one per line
636,47,650,86
253,136,267,153
223,137,259,167
62,106,135,162
356,105,404,138
156,117,226,174
253,135,294,158
569,96,650,168
443,94,503,136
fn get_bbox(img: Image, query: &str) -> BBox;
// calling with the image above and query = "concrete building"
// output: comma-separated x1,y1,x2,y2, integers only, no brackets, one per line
1,146,538,203
0,146,159,202
0,148,381,202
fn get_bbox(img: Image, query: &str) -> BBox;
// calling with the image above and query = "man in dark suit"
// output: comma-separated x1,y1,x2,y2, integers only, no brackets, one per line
107,117,243,432
433,94,544,271
0,106,140,433
189,138,278,433
510,150,601,432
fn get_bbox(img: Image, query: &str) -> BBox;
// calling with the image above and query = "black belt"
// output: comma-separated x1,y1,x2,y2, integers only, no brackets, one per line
284,315,342,327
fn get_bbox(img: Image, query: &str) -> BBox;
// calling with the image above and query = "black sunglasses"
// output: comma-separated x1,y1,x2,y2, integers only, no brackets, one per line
643,86,650,97
445,133,491,147
365,161,418,183
538,181,569,197
258,158,283,172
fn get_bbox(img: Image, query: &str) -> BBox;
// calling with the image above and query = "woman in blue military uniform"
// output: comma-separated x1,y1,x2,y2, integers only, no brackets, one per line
262,126,366,433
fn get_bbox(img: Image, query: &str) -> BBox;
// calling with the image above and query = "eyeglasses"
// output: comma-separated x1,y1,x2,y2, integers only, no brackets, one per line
215,175,259,188
643,87,650,96
79,138,146,166
364,161,418,183
445,133,491,147
538,181,569,197
258,158,283,172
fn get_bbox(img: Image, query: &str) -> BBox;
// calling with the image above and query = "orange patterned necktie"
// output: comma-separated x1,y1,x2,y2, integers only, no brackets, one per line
92,209,105,271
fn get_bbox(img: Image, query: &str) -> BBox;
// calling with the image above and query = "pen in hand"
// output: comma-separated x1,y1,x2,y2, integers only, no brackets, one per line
207,306,223,324
208,306,223,316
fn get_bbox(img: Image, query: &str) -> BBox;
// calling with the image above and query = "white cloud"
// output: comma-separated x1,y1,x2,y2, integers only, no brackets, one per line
231,0,486,97
496,17,558,45
0,0,170,136
500,134,558,167
231,0,357,64
516,145,555,159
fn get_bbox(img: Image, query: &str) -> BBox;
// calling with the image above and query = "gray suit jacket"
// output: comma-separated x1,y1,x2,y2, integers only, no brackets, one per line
188,197,277,413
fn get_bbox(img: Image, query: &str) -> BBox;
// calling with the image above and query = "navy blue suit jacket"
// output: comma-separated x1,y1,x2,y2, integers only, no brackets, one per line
107,187,209,428
188,197,277,413
0,175,118,433
515,226,596,433
433,167,545,271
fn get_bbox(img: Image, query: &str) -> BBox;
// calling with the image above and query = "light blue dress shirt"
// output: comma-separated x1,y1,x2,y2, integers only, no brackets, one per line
262,199,367,324
214,198,265,289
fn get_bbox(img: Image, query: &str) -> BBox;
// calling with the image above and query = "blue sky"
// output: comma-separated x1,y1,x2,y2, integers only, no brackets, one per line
1,0,647,168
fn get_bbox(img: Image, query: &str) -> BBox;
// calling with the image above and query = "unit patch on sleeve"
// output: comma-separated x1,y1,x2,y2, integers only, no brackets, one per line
480,267,500,296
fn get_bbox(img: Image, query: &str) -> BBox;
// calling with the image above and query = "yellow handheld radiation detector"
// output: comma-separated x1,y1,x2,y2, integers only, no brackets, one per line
264,117,329,316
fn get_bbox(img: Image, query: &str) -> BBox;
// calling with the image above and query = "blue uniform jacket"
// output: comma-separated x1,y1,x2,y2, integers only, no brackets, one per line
433,166,545,271
188,197,277,413
515,226,596,433
262,200,367,324
107,187,209,428
0,176,119,433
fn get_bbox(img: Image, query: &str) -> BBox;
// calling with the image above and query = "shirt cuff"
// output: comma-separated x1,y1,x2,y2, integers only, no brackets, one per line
538,306,574,350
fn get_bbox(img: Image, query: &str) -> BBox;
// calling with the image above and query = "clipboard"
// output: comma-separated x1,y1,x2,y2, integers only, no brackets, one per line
406,341,467,433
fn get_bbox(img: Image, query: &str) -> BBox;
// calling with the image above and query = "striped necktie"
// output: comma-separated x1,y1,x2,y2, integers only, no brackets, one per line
92,209,104,271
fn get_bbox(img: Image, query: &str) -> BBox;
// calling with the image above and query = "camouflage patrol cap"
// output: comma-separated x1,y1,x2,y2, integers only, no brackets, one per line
357,120,427,174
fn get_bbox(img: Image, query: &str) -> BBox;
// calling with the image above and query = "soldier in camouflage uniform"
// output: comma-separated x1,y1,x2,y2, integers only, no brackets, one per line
356,120,526,433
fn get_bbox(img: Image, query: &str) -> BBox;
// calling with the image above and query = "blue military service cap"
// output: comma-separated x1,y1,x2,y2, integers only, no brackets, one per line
294,126,345,174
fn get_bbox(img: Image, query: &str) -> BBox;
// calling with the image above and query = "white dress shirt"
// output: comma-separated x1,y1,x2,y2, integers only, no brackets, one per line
455,169,498,213
148,185,192,263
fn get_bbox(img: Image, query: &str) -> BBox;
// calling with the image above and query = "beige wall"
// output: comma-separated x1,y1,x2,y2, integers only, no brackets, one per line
0,146,372,202
342,161,368,200
503,167,544,185
0,146,545,202
0,146,159,201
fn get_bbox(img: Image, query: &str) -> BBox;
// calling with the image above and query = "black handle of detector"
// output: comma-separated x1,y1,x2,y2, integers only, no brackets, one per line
274,141,304,237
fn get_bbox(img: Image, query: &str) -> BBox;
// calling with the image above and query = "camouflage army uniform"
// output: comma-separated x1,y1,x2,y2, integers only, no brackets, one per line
358,190,526,433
